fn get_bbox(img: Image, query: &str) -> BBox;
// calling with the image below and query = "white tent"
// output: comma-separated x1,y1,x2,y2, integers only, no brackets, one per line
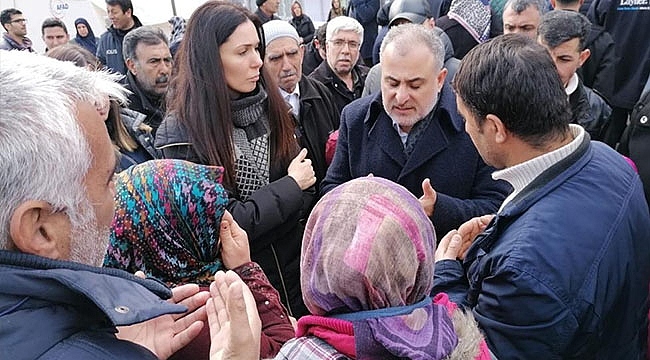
0,0,333,53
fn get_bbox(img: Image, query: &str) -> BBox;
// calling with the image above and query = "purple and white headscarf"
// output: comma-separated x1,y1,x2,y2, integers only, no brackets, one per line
301,177,458,359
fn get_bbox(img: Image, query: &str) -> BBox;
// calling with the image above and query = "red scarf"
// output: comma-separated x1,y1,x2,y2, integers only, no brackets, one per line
296,315,356,358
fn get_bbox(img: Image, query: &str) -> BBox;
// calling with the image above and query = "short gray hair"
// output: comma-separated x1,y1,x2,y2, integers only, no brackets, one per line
504,0,550,15
122,26,169,62
0,50,126,248
326,16,364,44
380,23,445,71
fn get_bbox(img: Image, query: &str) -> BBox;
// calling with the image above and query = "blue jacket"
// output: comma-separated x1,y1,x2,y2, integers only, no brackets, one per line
321,86,511,237
96,16,142,76
434,138,650,359
0,251,186,360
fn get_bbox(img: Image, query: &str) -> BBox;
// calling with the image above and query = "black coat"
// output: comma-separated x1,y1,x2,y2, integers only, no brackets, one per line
290,15,315,44
125,72,166,136
309,61,369,116
578,24,617,104
569,78,611,141
154,114,313,317
293,75,340,189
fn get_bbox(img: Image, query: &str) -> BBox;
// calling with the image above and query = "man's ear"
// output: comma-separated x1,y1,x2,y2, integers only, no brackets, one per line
9,201,70,259
578,48,591,67
486,113,508,144
437,68,448,92
125,58,137,75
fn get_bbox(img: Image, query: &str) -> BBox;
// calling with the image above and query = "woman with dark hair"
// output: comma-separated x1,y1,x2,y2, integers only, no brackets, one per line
47,43,159,171
328,0,346,20
289,1,315,45
71,18,99,55
155,1,315,318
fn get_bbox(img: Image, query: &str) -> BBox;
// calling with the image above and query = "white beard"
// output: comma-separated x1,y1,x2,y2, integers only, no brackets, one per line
67,200,111,267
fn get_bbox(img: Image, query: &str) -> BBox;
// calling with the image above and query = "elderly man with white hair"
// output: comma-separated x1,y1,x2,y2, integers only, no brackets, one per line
0,50,261,360
309,16,369,116
262,19,339,189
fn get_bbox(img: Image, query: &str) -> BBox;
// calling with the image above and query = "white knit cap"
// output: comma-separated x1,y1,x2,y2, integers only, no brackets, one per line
262,20,300,47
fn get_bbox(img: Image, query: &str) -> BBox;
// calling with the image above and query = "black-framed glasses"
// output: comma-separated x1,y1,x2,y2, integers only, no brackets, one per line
10,18,27,24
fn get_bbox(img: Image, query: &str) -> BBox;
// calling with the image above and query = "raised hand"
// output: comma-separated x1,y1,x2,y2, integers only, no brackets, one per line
219,211,251,269
419,178,437,217
208,271,261,360
116,283,210,360
287,148,316,190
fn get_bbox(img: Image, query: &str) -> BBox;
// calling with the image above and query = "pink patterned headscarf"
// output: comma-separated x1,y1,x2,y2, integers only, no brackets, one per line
301,177,458,359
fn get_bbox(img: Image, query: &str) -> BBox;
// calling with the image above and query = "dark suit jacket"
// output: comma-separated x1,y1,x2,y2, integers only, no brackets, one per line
321,85,511,237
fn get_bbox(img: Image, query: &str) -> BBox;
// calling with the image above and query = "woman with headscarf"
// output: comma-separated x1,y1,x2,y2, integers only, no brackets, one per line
168,16,186,57
289,1,315,44
155,1,315,318
103,159,295,359
436,0,491,59
275,177,491,359
71,18,99,56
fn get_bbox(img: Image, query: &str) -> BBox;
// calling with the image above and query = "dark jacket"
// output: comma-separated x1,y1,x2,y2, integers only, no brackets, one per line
302,41,323,78
125,72,166,135
0,33,34,52
589,0,650,109
569,78,611,141
309,61,369,116
348,0,380,64
116,107,159,171
321,85,511,238
294,75,340,187
434,137,650,359
290,15,315,44
619,84,650,207
255,8,280,24
96,15,143,76
436,16,478,60
0,251,186,360
578,24,617,103
154,114,313,317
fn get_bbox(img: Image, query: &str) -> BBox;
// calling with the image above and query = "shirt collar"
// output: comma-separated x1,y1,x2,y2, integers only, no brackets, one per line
565,73,579,96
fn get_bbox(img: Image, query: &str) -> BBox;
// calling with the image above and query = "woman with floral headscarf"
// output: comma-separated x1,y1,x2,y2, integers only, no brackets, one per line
103,159,295,359
436,0,491,59
275,177,491,359
71,18,99,55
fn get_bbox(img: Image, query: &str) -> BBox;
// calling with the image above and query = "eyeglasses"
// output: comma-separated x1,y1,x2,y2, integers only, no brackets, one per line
329,39,360,50
10,18,27,24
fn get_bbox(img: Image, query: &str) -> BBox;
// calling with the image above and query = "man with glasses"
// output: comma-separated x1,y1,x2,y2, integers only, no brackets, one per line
309,16,369,115
0,8,34,52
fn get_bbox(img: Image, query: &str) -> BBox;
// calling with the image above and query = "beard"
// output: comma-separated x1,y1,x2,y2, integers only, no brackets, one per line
67,200,111,267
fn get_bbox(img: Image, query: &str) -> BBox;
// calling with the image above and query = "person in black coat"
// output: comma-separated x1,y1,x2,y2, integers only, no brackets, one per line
263,20,340,191
289,1,315,45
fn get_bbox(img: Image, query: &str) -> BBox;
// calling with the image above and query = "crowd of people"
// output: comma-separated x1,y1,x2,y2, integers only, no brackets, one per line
1,0,649,359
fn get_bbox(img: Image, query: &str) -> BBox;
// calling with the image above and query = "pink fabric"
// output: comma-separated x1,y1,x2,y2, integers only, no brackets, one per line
296,315,356,358
433,293,492,360
622,155,638,173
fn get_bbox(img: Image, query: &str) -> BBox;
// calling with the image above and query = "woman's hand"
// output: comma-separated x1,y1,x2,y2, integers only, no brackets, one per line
220,211,251,270
287,148,316,190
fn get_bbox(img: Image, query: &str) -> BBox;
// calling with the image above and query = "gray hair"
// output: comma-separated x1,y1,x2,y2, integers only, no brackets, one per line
122,25,169,62
380,23,445,71
0,50,126,249
326,16,364,44
504,0,550,15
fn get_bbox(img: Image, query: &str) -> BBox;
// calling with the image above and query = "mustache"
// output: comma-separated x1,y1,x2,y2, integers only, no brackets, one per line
280,71,296,79
155,74,169,84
